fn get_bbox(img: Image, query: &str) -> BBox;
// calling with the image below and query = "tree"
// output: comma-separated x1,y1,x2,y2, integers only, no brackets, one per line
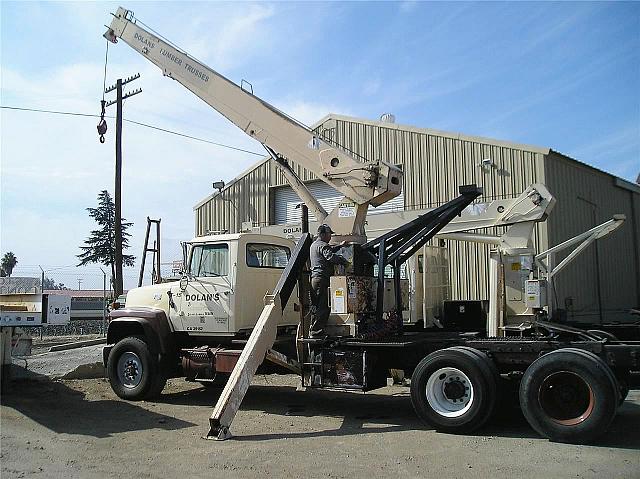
77,190,134,288
43,277,68,290
1,252,18,277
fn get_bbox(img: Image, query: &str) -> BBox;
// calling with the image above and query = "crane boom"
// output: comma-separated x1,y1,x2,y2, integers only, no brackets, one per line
104,7,403,238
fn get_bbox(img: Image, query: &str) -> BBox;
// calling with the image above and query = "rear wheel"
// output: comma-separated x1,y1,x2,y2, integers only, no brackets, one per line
519,348,618,443
410,347,497,433
613,369,630,407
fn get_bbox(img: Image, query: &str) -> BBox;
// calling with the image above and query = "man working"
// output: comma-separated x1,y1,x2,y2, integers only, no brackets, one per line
309,224,349,337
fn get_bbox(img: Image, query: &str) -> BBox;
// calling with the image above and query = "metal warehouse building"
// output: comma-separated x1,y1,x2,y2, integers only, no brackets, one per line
194,114,640,324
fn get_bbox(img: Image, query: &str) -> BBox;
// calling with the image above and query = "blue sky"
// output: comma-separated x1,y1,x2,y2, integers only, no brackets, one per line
1,1,639,288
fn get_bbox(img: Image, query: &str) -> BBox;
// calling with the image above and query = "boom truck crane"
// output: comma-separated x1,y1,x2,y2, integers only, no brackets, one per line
102,7,639,444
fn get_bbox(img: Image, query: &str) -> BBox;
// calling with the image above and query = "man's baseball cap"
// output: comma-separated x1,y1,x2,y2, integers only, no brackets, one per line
317,224,334,235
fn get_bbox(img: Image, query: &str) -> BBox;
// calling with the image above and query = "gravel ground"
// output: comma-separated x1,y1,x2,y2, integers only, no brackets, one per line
28,335,105,355
1,375,639,479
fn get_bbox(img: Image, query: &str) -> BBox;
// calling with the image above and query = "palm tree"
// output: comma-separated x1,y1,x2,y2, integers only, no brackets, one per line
1,252,18,277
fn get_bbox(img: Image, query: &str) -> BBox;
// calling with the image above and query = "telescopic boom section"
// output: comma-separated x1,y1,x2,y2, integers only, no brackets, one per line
104,7,403,238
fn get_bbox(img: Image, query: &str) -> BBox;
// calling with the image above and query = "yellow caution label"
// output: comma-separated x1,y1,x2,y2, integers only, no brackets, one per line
511,263,521,271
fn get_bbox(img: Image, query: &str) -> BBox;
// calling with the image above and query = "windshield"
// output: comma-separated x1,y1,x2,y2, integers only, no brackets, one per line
189,244,229,277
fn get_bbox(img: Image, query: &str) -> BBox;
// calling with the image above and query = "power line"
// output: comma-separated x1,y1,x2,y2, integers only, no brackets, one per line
0,105,265,157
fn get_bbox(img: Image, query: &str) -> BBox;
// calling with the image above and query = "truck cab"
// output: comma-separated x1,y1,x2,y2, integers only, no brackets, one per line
105,233,299,400
122,233,299,336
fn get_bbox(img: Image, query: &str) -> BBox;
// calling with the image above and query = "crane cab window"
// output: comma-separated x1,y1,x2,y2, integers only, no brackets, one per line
246,243,290,268
190,244,229,277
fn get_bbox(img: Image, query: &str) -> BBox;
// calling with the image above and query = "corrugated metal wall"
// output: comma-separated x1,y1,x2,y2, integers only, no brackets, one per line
195,115,551,302
544,152,640,323
273,180,405,224
319,117,549,301
195,161,271,235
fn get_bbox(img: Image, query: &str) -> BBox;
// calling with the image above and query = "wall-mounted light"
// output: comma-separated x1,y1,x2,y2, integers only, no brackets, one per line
212,180,225,192
477,158,494,168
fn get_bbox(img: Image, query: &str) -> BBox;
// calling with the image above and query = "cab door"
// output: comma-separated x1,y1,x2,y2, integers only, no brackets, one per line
179,243,232,334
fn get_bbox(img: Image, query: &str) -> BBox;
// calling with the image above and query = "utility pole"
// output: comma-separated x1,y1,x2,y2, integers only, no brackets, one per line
104,73,141,297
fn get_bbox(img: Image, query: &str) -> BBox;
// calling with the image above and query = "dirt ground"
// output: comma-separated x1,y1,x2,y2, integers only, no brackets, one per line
1,375,639,479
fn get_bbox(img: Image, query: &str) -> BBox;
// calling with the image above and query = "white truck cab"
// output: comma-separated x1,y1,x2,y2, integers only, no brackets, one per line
124,234,299,336
105,233,300,401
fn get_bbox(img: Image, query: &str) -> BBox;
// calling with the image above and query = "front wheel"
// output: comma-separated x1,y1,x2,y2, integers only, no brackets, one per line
410,347,498,433
107,336,165,401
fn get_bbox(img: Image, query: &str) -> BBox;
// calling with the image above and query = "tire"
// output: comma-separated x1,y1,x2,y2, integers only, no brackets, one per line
410,347,497,433
147,370,167,399
614,370,630,407
450,346,501,417
107,336,163,401
519,348,618,444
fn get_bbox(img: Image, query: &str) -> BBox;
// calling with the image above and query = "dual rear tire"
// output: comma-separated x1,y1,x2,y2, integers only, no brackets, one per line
410,347,498,433
411,346,620,443
519,348,619,444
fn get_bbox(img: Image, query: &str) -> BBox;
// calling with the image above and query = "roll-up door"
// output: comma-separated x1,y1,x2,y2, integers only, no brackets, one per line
273,181,404,224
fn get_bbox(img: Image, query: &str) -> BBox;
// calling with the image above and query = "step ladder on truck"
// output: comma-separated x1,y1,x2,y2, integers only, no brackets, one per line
102,6,639,444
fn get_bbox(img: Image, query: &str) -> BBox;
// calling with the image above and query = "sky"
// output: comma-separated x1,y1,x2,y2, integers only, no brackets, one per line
1,1,639,289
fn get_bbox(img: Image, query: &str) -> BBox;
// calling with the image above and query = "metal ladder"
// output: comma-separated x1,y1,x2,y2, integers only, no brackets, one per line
138,217,161,287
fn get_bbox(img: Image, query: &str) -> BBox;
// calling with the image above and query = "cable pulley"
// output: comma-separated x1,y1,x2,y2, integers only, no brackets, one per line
97,100,108,143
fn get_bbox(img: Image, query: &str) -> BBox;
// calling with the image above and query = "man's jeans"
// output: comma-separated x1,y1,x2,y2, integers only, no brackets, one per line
310,277,329,333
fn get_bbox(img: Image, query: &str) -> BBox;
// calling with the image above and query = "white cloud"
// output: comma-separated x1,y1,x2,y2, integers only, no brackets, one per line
1,59,262,273
273,99,353,127
362,79,381,96
164,3,276,72
399,1,418,13
569,125,640,181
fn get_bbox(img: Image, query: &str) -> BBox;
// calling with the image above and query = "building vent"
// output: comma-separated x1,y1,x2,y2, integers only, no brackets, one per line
380,113,396,124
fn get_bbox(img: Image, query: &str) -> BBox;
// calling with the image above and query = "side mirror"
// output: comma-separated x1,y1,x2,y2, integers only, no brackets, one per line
181,241,189,277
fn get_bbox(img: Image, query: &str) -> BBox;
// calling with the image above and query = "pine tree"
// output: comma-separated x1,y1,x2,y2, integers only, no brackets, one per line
77,190,135,287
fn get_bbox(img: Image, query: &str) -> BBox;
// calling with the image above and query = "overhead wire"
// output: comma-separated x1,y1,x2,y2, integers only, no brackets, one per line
0,105,265,156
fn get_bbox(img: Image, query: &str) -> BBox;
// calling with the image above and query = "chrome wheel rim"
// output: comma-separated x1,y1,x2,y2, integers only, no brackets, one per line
117,352,143,388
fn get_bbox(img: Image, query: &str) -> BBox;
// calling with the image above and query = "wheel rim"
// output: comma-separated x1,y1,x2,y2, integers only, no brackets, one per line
538,371,595,426
117,352,143,389
425,367,474,417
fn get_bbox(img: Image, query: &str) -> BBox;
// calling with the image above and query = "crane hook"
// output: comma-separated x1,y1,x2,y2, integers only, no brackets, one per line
97,100,107,143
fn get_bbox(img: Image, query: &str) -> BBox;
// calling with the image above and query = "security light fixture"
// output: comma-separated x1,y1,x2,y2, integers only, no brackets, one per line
480,158,494,167
212,181,225,192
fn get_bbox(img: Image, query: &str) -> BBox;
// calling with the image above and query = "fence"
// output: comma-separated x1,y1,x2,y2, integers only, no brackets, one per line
10,240,185,338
